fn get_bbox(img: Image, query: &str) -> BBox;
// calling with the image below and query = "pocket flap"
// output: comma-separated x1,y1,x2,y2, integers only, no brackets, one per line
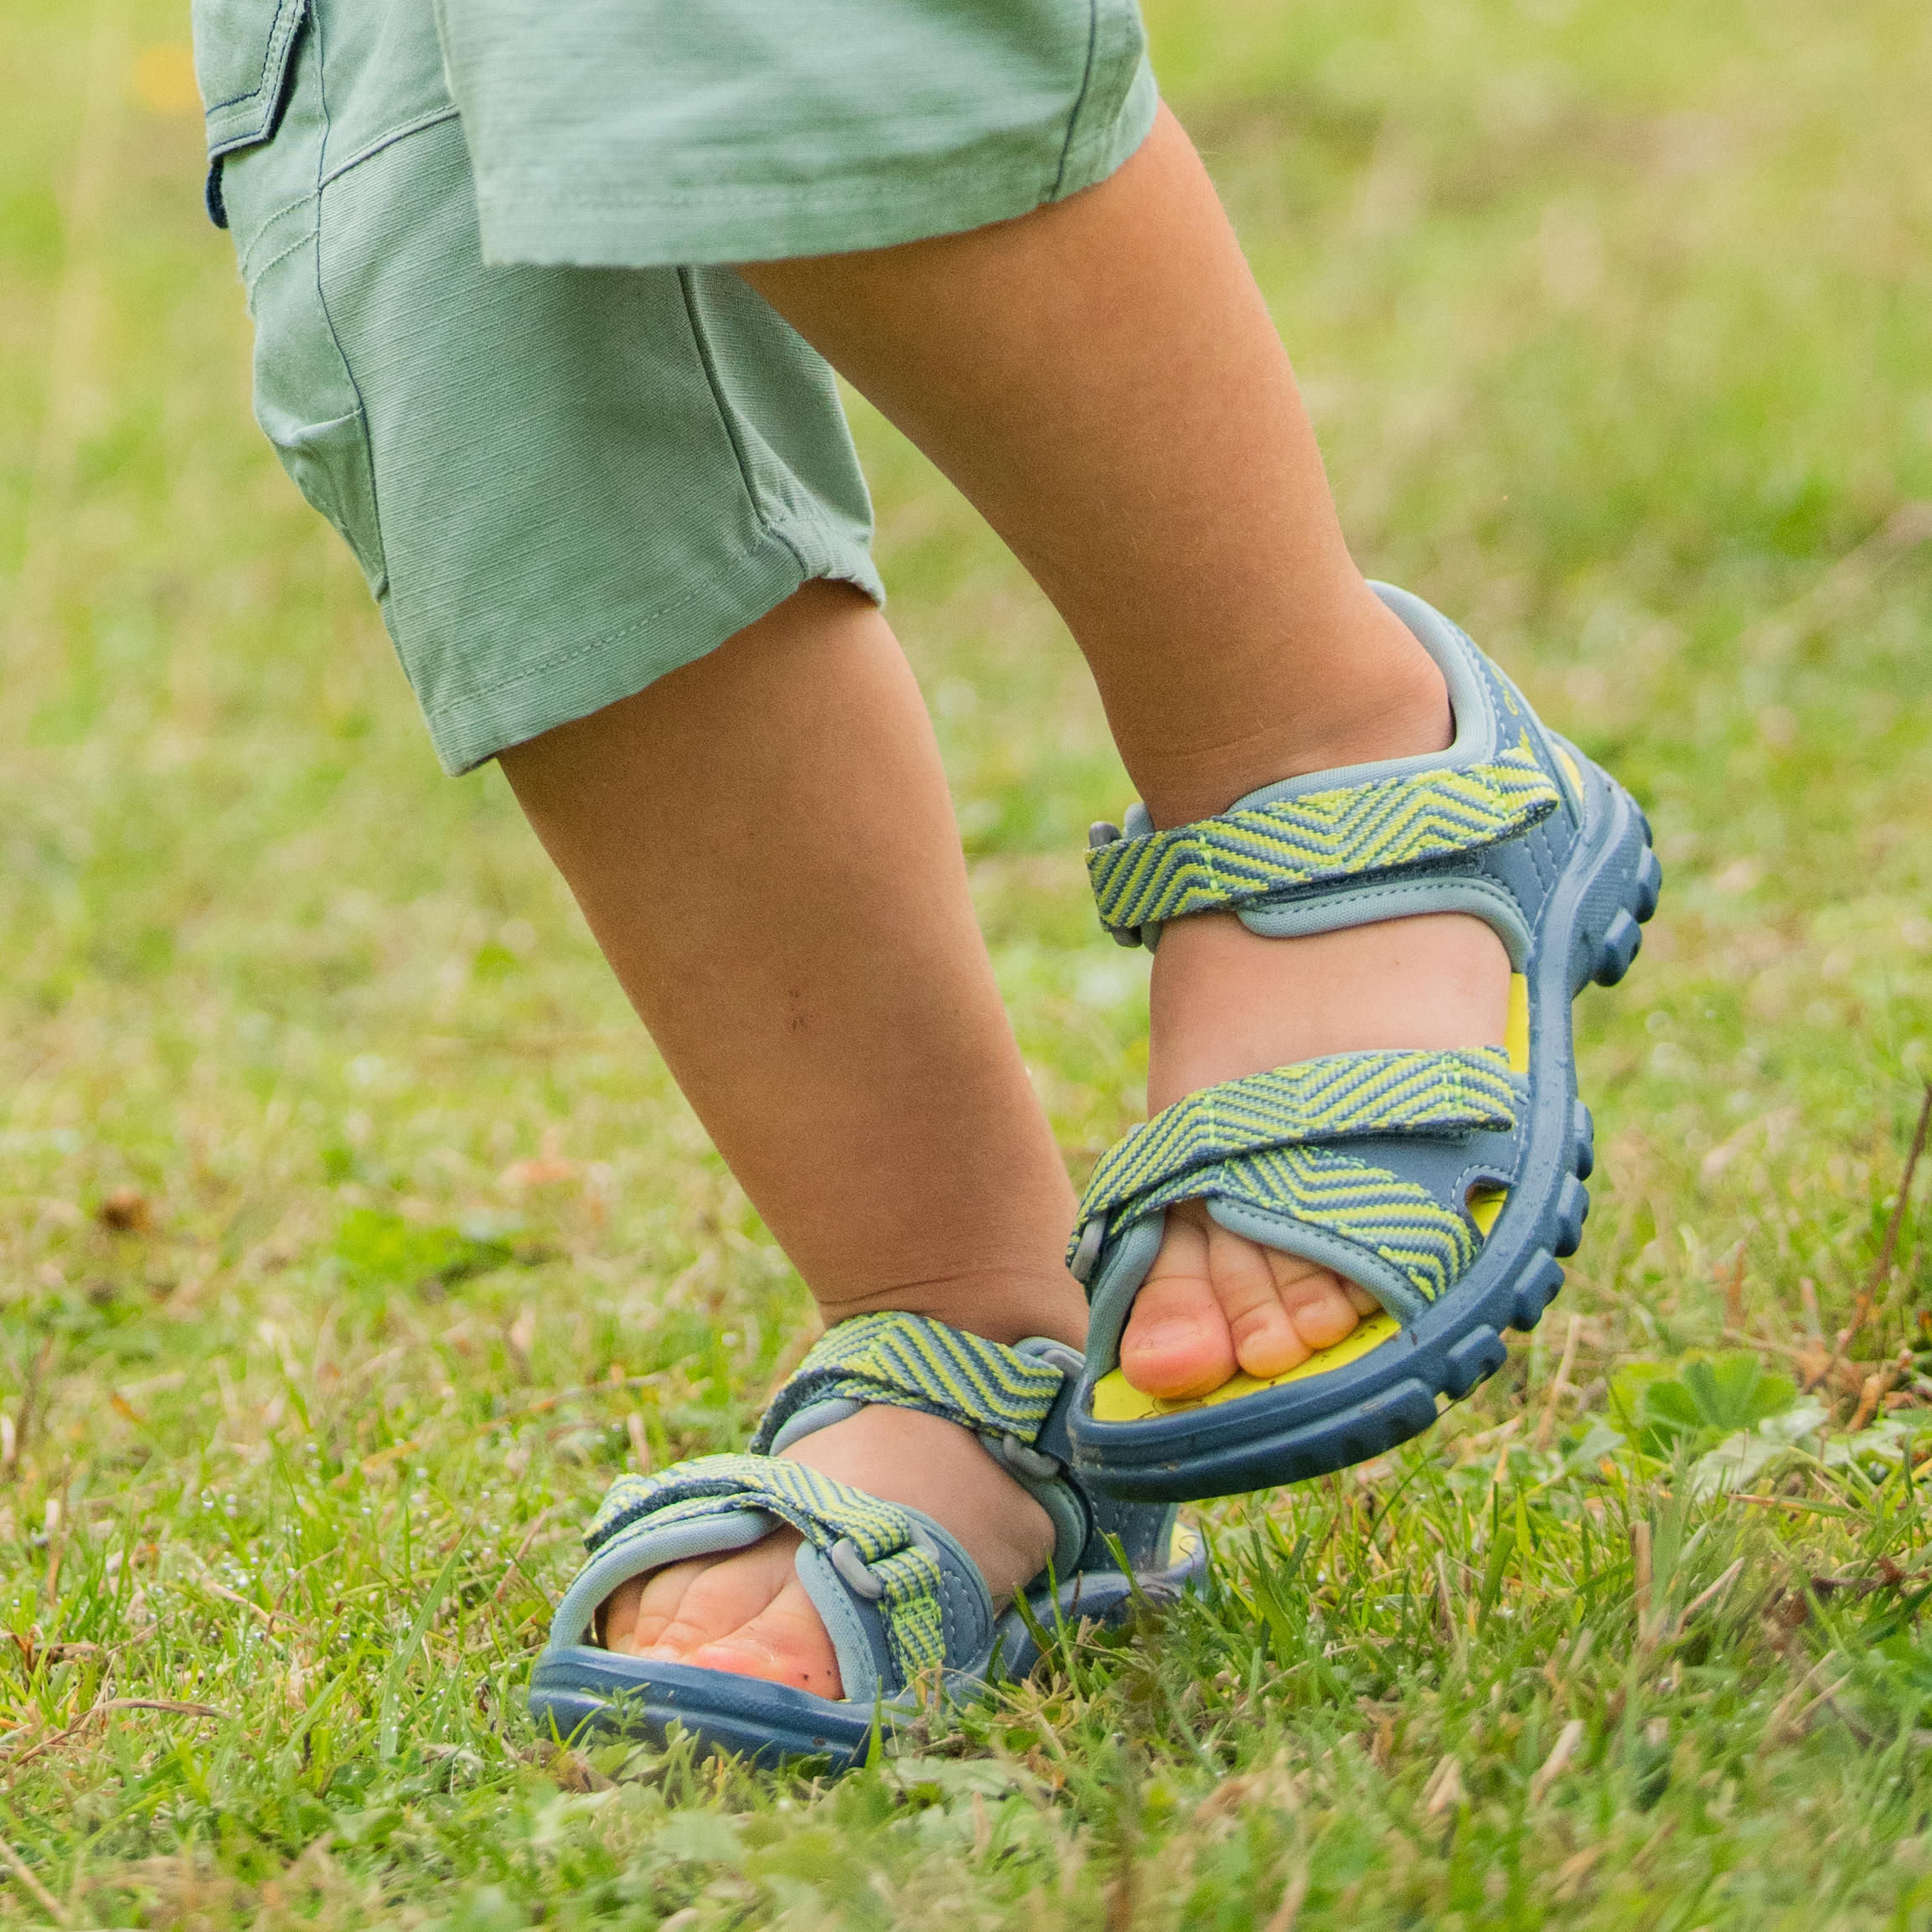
194,0,307,159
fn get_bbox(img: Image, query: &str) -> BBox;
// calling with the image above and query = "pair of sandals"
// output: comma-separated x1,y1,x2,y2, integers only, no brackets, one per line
529,586,1660,1766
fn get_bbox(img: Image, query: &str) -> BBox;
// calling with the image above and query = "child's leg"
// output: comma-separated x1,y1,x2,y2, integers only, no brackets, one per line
737,105,1511,1398
499,581,1080,1691
503,101,1507,1691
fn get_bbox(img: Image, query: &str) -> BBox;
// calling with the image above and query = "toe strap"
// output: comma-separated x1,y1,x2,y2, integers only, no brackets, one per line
1071,1047,1523,1320
579,1454,971,1691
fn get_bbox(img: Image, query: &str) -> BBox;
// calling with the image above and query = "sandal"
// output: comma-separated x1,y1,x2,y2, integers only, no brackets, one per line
1066,584,1661,1501
527,1312,1202,1768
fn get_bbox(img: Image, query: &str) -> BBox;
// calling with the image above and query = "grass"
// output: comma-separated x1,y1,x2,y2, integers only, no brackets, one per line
3,0,1932,1922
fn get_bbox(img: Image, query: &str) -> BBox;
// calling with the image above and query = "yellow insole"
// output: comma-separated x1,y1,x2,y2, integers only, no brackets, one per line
1505,971,1529,1073
1090,1311,1402,1423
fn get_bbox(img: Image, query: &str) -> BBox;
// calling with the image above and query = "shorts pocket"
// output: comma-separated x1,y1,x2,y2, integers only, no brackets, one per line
246,230,390,597
199,0,390,594
193,0,307,226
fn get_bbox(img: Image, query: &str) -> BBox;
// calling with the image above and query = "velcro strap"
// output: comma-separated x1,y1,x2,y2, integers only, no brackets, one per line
585,1454,946,1683
1073,1048,1516,1236
1087,744,1559,936
750,1311,1065,1455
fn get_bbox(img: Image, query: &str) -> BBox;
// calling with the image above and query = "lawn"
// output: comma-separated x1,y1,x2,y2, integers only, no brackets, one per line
3,0,1932,1924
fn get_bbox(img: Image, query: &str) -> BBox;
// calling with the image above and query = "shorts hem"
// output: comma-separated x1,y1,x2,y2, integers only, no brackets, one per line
1056,55,1158,206
473,68,1159,268
424,540,886,776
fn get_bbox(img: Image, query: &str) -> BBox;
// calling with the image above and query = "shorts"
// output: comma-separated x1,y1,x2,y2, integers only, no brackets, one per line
191,0,1158,773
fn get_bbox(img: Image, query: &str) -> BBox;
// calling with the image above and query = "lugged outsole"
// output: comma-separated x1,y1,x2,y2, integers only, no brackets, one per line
1070,768,1660,1503
529,1657,879,1771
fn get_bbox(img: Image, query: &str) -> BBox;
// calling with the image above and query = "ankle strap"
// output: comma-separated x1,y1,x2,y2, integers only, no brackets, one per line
1086,742,1557,942
751,1312,1066,1455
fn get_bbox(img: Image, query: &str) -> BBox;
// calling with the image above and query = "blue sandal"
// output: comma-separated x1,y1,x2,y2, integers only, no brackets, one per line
1066,585,1660,1502
527,1313,1202,1769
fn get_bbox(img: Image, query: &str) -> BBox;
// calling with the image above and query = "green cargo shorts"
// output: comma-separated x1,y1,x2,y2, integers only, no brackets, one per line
191,0,1157,772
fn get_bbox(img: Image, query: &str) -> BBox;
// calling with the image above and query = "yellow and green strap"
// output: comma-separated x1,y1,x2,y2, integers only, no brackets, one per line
1070,1048,1519,1306
1087,743,1559,938
751,1310,1065,1453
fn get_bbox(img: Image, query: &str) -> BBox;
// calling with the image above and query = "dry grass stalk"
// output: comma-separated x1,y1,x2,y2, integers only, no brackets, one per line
0,1835,67,1924
1528,1718,1587,1805
1422,1754,1465,1816
1821,1084,1932,1393
1263,1867,1310,1932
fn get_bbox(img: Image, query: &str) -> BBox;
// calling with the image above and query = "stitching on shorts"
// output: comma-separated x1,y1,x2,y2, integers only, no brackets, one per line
486,154,1066,215
235,109,458,281
204,0,303,112
307,6,387,576
317,106,462,190
235,186,320,279
243,224,318,289
421,576,720,723
1051,0,1102,200
425,543,879,724
674,268,809,577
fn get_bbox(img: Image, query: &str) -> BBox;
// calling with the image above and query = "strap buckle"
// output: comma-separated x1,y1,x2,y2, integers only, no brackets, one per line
1088,821,1143,947
1069,1211,1108,1285
984,1431,1062,1482
828,1536,886,1601
828,1522,942,1604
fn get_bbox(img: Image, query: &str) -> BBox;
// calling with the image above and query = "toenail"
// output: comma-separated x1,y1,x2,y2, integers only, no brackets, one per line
1129,1318,1212,1355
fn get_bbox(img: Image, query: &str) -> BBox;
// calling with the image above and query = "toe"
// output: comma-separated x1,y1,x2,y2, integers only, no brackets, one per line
1266,1248,1371,1353
1118,1206,1239,1397
597,1573,650,1651
1204,1216,1311,1381
612,1533,800,1659
685,1573,845,1698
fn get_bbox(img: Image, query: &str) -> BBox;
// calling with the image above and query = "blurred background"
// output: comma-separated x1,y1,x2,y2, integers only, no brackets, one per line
4,0,1932,1924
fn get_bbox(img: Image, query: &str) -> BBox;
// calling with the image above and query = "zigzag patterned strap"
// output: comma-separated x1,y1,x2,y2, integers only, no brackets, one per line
1075,1048,1517,1230
1087,743,1559,937
586,1454,947,1684
1108,1141,1482,1305
751,1312,1065,1454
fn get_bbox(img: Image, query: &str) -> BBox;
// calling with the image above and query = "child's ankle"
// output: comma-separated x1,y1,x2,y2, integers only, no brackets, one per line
811,1270,1087,1351
1133,586,1450,826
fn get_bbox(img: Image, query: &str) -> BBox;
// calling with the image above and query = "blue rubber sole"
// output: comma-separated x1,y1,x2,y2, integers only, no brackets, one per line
529,1653,880,1770
1067,760,1660,1504
526,1542,1206,1772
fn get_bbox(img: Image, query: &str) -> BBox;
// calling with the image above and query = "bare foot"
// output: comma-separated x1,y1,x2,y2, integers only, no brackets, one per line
1118,695,1514,1400
595,1403,1056,1697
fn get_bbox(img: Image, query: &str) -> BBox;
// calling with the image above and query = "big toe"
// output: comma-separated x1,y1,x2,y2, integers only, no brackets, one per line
1118,1212,1239,1398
